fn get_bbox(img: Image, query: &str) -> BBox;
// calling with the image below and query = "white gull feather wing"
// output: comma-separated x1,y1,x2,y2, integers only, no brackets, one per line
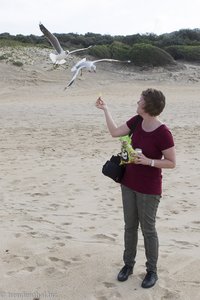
71,58,87,72
39,23,63,54
92,59,131,63
65,66,85,89
68,45,92,55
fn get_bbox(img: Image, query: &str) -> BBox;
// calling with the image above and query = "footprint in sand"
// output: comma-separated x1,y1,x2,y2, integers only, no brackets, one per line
192,220,200,224
21,266,36,272
14,233,22,238
3,253,30,264
49,203,59,210
92,234,115,242
48,256,71,267
173,240,199,248
35,257,47,267
20,225,34,230
103,282,117,288
61,222,72,226
6,265,35,276
56,242,65,247
161,289,180,299
94,289,121,300
44,267,57,275
71,256,82,262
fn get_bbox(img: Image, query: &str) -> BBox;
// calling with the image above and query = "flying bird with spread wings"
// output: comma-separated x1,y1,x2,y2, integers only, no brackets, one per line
65,58,131,89
39,23,92,65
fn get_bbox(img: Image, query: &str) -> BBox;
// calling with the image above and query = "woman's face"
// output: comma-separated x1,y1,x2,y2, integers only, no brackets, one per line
136,95,145,115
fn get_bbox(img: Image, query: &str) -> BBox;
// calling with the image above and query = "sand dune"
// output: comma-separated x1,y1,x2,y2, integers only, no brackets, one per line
0,47,200,299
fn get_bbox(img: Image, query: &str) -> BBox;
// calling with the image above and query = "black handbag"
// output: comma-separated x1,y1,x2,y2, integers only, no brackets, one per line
102,154,125,183
102,115,142,183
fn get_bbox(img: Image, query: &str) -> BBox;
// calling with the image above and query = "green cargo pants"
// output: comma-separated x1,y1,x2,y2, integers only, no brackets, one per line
121,185,160,273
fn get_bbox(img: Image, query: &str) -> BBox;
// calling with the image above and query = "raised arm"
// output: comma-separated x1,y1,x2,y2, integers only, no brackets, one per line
96,97,130,137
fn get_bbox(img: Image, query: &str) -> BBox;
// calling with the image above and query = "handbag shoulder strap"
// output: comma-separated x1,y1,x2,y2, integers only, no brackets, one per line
129,115,142,136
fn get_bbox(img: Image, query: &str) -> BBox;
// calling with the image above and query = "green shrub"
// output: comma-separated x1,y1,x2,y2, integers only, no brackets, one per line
0,38,29,47
165,45,200,62
109,41,131,60
88,45,111,58
0,54,7,60
129,43,175,66
12,60,23,67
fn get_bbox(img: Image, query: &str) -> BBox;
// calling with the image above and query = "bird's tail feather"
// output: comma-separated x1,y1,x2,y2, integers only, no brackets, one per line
49,53,66,65
71,66,77,72
49,53,57,63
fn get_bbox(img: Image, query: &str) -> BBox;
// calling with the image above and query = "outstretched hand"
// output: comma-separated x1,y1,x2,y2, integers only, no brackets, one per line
95,97,107,110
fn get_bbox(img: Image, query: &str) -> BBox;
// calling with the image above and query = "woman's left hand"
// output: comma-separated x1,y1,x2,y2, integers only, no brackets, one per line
134,153,150,166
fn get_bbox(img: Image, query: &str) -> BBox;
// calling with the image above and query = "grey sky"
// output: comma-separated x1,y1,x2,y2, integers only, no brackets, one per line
0,0,199,36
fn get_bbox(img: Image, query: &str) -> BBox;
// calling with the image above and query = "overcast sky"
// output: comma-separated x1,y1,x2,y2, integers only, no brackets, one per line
0,0,199,36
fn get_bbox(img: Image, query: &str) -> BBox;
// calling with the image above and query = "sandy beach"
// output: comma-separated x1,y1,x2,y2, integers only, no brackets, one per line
0,47,200,300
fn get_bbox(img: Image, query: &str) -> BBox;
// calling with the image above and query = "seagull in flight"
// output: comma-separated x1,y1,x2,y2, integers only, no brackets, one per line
65,58,131,88
39,23,92,65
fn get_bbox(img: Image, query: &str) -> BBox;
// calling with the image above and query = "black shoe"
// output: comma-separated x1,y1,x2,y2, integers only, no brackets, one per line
141,271,158,288
117,265,133,282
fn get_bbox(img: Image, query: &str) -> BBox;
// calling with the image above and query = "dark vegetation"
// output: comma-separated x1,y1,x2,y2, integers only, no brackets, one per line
0,28,200,66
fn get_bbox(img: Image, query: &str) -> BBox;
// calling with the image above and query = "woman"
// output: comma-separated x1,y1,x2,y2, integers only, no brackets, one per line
96,88,176,288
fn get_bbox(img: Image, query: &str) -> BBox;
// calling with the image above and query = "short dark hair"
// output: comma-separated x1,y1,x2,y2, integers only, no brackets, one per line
141,88,165,116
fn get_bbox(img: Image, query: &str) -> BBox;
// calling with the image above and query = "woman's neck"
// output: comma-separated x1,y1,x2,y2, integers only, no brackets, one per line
141,115,162,132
